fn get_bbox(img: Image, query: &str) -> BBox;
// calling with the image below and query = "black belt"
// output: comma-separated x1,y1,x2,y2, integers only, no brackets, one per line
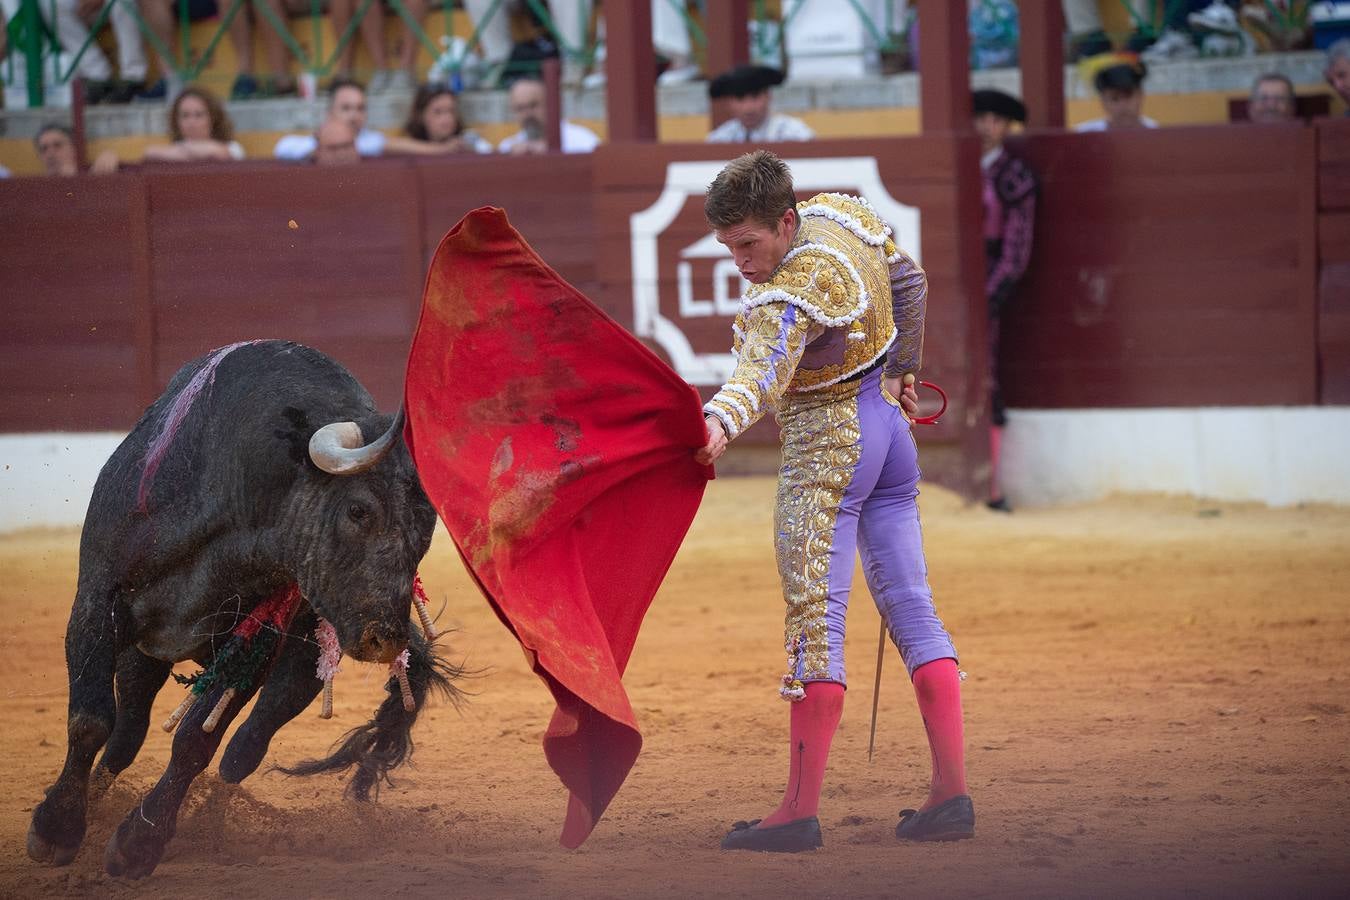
841,359,884,384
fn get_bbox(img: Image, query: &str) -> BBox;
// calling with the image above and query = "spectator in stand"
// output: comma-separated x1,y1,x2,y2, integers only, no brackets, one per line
1327,38,1350,115
33,123,120,175
1247,73,1296,124
329,0,427,93
386,83,494,155
143,86,245,162
972,89,1037,513
462,0,697,87
314,118,361,166
497,76,600,154
1061,0,1112,60
1074,54,1158,132
1064,1,1259,62
274,78,387,160
137,0,297,100
21,0,150,103
705,64,813,143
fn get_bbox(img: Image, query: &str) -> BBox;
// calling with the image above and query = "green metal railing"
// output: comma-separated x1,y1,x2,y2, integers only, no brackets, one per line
2,0,926,109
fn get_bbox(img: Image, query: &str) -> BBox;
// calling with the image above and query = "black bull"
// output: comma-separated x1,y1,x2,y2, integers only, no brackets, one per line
26,340,462,878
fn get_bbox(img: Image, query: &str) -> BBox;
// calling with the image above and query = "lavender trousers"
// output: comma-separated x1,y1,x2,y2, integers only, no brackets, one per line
775,368,957,694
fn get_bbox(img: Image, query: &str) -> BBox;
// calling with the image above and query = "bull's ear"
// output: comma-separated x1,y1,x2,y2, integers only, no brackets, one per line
274,406,315,466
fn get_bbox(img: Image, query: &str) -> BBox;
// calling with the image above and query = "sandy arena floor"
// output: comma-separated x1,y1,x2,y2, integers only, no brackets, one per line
1,475,1348,898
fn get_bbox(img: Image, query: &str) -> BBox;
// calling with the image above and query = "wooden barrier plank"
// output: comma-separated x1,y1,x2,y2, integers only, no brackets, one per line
0,177,147,430
1319,209,1350,402
417,154,597,297
1317,119,1350,210
145,162,425,410
1005,126,1317,408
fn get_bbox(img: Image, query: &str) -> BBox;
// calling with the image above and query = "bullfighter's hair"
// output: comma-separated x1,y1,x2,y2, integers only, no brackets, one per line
137,341,262,512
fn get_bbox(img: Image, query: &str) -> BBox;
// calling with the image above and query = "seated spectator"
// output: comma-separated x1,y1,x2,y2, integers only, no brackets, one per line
274,78,387,160
137,0,297,100
1328,38,1350,115
143,86,245,162
1247,73,1296,125
330,0,427,93
314,119,361,166
462,0,695,87
497,76,600,154
1061,0,1112,61
705,64,813,143
33,0,149,103
1075,54,1158,132
385,83,494,155
33,123,119,176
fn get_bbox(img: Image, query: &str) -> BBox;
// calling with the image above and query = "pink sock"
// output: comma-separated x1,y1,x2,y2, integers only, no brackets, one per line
759,681,845,827
912,658,968,810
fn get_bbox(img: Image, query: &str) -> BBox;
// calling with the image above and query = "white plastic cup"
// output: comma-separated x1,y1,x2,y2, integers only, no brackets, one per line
299,71,318,100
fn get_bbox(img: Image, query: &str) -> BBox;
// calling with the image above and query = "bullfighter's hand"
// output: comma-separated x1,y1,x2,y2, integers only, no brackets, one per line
884,374,920,418
696,415,728,466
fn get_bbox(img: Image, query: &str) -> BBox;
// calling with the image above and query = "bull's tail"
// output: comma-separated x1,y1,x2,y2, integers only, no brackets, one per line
277,628,467,800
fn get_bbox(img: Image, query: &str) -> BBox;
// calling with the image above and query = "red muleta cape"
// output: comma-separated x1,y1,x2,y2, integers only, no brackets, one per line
403,207,711,847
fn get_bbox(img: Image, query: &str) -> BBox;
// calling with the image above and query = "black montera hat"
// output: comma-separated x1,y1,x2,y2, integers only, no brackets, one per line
972,88,1027,122
708,65,785,99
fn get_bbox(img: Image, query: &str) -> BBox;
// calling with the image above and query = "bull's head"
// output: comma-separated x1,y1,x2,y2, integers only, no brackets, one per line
299,410,437,663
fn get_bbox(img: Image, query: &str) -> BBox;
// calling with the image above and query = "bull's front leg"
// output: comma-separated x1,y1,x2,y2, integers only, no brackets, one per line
103,679,261,879
219,606,322,784
28,585,121,866
90,648,174,801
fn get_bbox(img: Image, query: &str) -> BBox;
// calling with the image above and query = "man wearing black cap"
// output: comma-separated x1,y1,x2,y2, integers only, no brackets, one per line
973,88,1037,513
706,65,814,143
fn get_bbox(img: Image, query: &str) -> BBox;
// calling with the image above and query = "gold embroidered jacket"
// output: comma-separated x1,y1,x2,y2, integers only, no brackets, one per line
703,193,927,439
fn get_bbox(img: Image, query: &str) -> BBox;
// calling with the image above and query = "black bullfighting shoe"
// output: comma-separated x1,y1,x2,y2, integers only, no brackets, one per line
720,816,823,852
895,795,975,842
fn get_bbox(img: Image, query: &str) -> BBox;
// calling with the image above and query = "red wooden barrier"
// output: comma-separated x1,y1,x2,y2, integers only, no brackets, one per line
1004,124,1319,407
0,177,151,430
1,126,1340,497
1318,119,1350,403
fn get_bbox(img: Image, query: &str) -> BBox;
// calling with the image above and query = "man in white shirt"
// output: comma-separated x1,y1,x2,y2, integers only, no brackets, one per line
705,65,813,144
497,77,600,154
274,79,388,160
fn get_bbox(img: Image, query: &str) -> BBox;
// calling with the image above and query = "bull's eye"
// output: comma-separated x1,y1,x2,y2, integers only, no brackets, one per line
347,503,370,524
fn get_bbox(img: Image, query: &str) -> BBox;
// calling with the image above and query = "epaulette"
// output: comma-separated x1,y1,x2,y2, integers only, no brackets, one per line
797,192,892,247
742,243,869,327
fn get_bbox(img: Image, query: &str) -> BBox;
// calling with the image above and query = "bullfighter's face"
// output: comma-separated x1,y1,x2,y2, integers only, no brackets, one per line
714,207,799,285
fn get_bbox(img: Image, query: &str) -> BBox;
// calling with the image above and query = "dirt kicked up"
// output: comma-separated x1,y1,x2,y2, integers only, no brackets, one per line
1,476,1347,898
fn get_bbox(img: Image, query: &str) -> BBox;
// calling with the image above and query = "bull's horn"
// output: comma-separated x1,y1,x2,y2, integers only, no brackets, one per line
308,409,405,475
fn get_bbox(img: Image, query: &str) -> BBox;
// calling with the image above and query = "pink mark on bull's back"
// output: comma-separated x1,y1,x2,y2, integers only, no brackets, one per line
137,341,263,512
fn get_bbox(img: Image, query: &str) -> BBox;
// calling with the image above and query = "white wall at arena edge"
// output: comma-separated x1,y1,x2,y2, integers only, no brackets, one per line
2,409,1347,532
1001,408,1350,509
1,434,125,531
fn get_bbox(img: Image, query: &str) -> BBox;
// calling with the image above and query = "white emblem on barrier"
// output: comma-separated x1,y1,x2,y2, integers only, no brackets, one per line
629,157,921,385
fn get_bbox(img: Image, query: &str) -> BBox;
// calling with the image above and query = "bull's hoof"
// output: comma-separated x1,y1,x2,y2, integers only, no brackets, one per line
26,824,78,866
104,809,168,879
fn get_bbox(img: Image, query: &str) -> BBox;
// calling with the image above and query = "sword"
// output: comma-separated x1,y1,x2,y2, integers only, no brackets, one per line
867,619,886,762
